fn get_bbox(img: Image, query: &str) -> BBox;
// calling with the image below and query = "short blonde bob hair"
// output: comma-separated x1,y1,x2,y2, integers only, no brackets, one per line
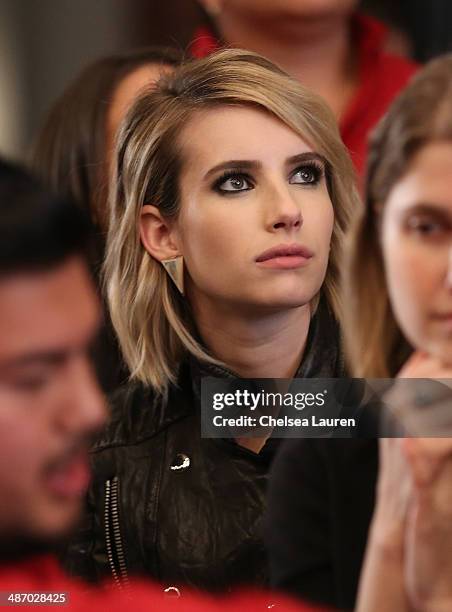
106,48,359,394
345,55,452,377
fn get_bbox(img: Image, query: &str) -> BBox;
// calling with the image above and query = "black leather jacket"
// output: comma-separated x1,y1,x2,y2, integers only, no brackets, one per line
65,300,345,595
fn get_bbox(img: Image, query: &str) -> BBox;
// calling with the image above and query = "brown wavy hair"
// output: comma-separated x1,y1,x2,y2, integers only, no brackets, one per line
32,46,182,230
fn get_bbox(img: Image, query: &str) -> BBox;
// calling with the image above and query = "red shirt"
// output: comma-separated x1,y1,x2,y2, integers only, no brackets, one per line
190,14,418,178
0,554,331,611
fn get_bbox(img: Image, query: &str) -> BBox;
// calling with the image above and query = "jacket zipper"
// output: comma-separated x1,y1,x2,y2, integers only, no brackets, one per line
104,477,130,591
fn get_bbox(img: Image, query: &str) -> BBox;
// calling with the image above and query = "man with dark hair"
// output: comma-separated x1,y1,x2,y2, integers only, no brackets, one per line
0,159,105,557
0,159,306,611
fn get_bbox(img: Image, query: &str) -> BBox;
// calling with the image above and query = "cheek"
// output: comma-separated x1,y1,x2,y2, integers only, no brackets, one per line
0,408,42,508
304,195,334,250
178,204,249,272
322,202,335,243
382,235,433,341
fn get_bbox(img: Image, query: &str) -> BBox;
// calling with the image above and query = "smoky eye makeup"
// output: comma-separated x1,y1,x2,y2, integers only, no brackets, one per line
211,170,255,195
208,153,327,195
289,160,325,186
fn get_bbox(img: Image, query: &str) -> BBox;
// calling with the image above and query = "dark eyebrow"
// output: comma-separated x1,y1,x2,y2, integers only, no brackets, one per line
0,350,68,373
286,152,327,167
205,160,262,180
0,322,102,374
204,152,327,181
402,203,452,219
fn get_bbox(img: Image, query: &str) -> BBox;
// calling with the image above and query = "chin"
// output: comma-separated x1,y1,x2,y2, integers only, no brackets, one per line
32,500,82,541
433,342,452,367
263,277,319,302
260,293,312,310
414,331,452,368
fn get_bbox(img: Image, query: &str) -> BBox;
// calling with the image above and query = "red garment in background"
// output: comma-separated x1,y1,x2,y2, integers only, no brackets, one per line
0,555,331,612
190,14,418,179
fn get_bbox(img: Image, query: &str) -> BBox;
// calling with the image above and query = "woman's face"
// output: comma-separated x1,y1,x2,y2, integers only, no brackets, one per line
172,106,334,313
106,63,172,160
100,63,173,228
381,141,452,365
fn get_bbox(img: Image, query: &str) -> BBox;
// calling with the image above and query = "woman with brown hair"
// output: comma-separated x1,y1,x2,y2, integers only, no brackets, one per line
267,54,452,610
33,46,182,231
349,53,452,612
65,48,360,595
33,46,182,392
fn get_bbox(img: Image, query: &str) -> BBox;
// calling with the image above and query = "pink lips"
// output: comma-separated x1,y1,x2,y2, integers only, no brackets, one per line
255,243,313,269
431,313,452,333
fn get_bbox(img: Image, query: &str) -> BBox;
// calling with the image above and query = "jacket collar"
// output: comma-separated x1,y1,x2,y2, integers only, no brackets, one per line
96,299,343,450
93,368,195,450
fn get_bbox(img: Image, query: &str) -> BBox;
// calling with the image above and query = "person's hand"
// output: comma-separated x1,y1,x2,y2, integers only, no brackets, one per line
381,351,452,437
357,437,452,612
398,350,452,379
371,438,412,556
394,352,452,610
355,437,413,612
403,438,452,611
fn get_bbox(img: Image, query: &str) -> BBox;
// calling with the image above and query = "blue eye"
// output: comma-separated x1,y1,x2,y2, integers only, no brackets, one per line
290,163,323,185
213,173,253,194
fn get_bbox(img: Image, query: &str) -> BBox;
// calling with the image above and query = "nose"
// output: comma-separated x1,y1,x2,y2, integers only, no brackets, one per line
55,354,107,436
264,183,302,233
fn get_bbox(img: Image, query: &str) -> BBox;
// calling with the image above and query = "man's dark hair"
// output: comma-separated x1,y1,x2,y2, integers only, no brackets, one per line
0,158,92,275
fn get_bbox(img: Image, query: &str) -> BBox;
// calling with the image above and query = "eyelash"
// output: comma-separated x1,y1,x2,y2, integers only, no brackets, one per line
406,216,450,238
212,161,325,195
212,170,254,194
10,375,49,393
290,162,324,186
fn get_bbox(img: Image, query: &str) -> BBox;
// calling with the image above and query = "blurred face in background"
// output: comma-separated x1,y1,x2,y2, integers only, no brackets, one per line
0,257,105,545
200,0,359,22
381,142,452,366
106,62,174,169
99,62,175,229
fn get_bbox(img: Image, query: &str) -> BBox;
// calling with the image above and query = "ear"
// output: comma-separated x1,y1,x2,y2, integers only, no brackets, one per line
140,205,180,261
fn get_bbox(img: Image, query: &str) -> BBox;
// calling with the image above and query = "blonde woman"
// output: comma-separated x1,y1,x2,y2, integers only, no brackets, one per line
268,55,452,610
66,49,359,594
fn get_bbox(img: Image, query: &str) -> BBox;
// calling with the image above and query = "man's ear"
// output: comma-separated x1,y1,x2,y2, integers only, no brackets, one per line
140,204,180,261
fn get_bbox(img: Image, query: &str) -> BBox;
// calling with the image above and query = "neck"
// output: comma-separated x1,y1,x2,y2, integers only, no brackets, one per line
191,297,311,379
216,12,357,118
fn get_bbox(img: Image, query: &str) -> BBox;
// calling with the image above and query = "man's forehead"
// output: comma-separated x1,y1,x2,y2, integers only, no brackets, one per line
0,258,101,364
